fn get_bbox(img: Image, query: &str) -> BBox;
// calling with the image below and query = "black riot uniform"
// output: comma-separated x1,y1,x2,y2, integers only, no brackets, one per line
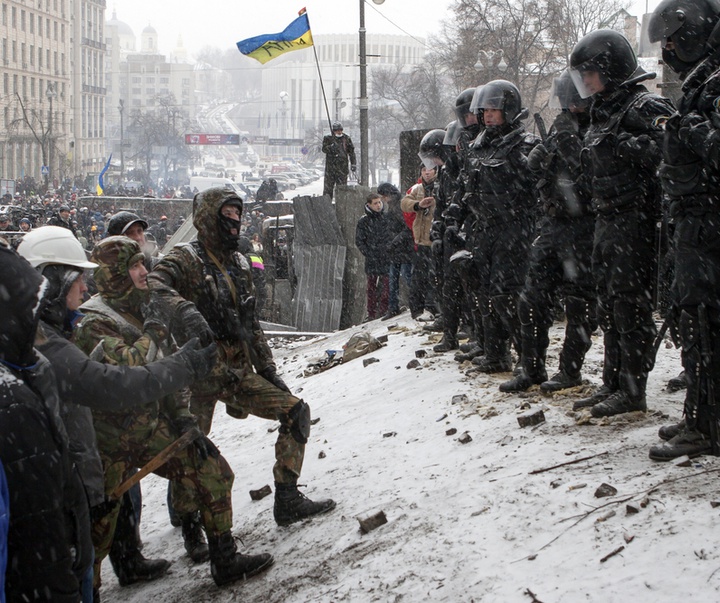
499,70,597,393
448,80,541,373
648,0,720,459
569,30,674,417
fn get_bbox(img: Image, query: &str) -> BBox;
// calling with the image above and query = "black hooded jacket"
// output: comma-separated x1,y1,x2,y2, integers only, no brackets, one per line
0,243,89,602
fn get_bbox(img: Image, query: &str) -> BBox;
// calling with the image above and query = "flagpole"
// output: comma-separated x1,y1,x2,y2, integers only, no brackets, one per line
304,10,333,131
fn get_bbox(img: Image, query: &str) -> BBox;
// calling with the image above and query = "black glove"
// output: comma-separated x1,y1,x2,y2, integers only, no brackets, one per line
172,302,215,347
174,416,220,460
678,112,708,148
431,238,443,255
175,337,218,380
527,144,549,172
553,110,578,134
259,366,291,393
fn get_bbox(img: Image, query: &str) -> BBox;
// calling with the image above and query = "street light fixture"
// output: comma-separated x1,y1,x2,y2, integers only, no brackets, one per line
359,0,386,187
474,50,508,80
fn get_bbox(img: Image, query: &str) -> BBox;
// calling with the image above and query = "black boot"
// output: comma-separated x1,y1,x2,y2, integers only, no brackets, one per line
649,427,712,461
545,296,594,394
499,367,547,393
111,550,172,587
208,532,274,586
422,317,444,332
572,385,615,410
274,482,336,526
667,370,687,392
181,512,210,563
109,493,170,586
590,390,646,418
540,371,583,393
433,333,458,353
658,420,685,441
455,344,484,362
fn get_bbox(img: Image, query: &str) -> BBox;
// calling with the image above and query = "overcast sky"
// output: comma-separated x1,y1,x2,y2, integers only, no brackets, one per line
111,0,661,61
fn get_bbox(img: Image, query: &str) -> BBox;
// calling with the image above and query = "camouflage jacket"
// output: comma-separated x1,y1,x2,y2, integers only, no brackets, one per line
74,237,190,435
148,187,275,399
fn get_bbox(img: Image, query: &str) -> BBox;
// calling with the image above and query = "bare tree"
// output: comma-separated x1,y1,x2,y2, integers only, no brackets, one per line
8,93,56,191
434,0,629,116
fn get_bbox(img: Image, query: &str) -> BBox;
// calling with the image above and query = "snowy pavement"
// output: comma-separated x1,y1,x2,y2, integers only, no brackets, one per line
98,312,720,603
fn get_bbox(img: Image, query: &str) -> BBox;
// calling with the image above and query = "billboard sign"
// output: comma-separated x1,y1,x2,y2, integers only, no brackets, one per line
185,134,240,145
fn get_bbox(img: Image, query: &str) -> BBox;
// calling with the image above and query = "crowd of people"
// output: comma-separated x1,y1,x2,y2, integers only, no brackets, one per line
0,181,327,601
356,2,720,468
4,0,720,599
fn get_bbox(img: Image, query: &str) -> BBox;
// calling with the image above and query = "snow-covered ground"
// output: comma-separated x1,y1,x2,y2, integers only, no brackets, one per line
98,313,720,603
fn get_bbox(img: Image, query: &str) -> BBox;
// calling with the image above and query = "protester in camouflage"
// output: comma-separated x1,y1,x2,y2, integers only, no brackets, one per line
73,236,273,591
147,186,336,526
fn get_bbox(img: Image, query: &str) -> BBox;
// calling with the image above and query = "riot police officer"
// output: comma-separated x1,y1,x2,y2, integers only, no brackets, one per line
648,0,720,459
448,80,540,373
499,70,597,393
569,30,674,417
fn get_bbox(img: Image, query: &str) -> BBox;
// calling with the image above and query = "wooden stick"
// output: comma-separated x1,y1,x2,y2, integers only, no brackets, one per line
600,546,625,563
529,451,609,475
524,588,544,603
110,428,199,500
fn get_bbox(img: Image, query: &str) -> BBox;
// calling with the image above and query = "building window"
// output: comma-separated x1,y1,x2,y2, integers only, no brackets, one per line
29,45,34,65
11,6,15,27
29,11,33,33
20,9,25,30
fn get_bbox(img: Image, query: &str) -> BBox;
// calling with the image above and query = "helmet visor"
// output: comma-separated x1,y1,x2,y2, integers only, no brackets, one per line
569,60,608,99
443,121,462,146
549,72,585,109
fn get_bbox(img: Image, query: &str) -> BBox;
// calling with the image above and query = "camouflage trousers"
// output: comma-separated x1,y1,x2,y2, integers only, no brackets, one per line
192,369,305,484
92,415,234,590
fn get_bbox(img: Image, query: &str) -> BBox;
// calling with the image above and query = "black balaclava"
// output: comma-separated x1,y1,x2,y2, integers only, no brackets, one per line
218,199,244,251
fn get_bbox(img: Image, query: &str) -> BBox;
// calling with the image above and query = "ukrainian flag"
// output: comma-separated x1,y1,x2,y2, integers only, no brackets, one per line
96,153,112,196
237,10,313,65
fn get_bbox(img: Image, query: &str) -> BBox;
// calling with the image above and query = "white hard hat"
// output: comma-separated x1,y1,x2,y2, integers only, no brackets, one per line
17,226,98,271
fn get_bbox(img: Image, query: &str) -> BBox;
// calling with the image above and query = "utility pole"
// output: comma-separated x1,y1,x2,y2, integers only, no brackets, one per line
119,99,125,182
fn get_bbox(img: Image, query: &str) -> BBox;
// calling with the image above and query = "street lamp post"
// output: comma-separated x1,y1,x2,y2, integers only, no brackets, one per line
46,82,56,190
119,99,125,182
359,0,385,187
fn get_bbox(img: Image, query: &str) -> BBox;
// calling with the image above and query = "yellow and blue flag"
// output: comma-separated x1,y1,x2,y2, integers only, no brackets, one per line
237,9,313,65
96,153,112,196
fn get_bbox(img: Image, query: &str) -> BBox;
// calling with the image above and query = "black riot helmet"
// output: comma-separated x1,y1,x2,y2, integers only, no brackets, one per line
569,30,638,98
107,211,149,236
469,80,524,124
649,0,720,74
418,129,449,169
443,120,462,146
454,88,477,128
549,69,588,110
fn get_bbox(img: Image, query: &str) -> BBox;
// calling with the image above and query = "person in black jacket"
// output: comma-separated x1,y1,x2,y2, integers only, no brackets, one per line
499,70,597,393
356,192,390,320
378,183,413,320
322,122,357,197
0,239,90,603
16,226,218,597
569,30,674,417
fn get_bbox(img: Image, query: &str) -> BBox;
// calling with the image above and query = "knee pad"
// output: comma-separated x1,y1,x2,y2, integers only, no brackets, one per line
285,400,311,444
597,300,614,332
679,309,699,352
517,294,535,327
614,299,652,335
565,296,596,327
491,294,516,321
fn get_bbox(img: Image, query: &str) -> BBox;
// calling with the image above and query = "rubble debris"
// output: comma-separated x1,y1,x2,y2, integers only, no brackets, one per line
407,359,421,369
358,510,388,534
594,483,618,498
458,432,473,444
517,408,546,428
249,485,272,501
363,357,380,367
